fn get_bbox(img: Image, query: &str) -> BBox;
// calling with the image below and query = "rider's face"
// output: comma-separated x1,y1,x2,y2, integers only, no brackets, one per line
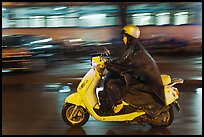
123,35,127,45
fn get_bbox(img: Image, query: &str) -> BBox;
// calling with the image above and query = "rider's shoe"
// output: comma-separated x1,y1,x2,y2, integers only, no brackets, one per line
94,105,114,116
113,103,124,113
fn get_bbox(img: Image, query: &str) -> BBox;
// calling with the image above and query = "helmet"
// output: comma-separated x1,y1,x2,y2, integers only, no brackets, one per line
122,24,140,39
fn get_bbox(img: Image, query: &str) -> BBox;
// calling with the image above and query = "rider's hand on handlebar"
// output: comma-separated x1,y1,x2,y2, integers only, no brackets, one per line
102,58,109,63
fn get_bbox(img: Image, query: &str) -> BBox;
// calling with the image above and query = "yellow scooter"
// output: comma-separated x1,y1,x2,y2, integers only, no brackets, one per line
61,49,184,128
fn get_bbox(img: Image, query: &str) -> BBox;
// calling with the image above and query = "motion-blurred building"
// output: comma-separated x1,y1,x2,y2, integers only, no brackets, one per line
2,2,202,41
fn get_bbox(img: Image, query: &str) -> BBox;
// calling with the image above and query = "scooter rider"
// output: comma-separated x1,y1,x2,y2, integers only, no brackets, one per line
99,24,166,117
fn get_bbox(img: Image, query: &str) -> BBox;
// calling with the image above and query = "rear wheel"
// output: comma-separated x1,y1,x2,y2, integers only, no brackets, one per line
150,105,174,128
61,103,89,127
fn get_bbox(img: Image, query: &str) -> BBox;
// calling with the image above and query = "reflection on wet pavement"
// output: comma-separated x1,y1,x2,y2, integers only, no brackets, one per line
2,83,202,135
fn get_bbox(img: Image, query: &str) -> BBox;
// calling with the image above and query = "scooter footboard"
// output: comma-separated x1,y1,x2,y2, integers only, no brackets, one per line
65,93,86,108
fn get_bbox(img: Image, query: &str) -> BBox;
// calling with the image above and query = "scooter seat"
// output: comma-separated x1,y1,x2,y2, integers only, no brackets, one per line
161,74,171,86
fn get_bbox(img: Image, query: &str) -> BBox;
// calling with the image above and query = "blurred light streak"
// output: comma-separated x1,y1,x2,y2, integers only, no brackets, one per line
30,38,52,44
31,45,53,50
2,7,6,11
44,83,61,88
156,12,170,16
174,12,188,16
69,39,83,42
195,88,202,94
132,13,151,16
59,85,71,93
2,70,12,73
79,14,106,19
53,6,67,11
191,77,202,80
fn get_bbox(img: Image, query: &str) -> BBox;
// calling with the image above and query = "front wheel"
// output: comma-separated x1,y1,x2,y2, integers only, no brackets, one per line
150,105,174,128
61,103,90,127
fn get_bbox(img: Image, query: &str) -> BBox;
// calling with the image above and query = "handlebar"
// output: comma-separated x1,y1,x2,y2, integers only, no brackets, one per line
98,48,111,62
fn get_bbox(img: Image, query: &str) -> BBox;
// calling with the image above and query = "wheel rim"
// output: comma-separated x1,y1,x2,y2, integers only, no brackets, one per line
160,111,171,123
66,105,85,124
154,109,171,125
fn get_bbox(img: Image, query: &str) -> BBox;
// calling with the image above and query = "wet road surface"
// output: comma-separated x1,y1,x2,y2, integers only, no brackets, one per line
2,84,202,135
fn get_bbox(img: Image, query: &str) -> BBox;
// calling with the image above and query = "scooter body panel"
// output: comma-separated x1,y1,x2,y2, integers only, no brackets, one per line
164,86,179,105
91,110,146,122
77,68,101,108
161,74,179,106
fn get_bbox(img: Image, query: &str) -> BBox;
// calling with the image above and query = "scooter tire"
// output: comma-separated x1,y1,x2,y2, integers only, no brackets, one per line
150,105,174,128
62,103,90,127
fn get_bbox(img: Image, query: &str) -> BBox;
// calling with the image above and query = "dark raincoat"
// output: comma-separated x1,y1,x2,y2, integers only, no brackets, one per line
101,38,166,116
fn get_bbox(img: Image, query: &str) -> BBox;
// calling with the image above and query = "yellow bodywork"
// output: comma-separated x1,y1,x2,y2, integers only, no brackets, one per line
65,70,178,122
65,56,146,122
161,74,171,86
64,59,179,122
161,74,179,105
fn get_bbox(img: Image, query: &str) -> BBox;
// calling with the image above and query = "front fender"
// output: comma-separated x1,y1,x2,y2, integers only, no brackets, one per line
65,92,86,108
